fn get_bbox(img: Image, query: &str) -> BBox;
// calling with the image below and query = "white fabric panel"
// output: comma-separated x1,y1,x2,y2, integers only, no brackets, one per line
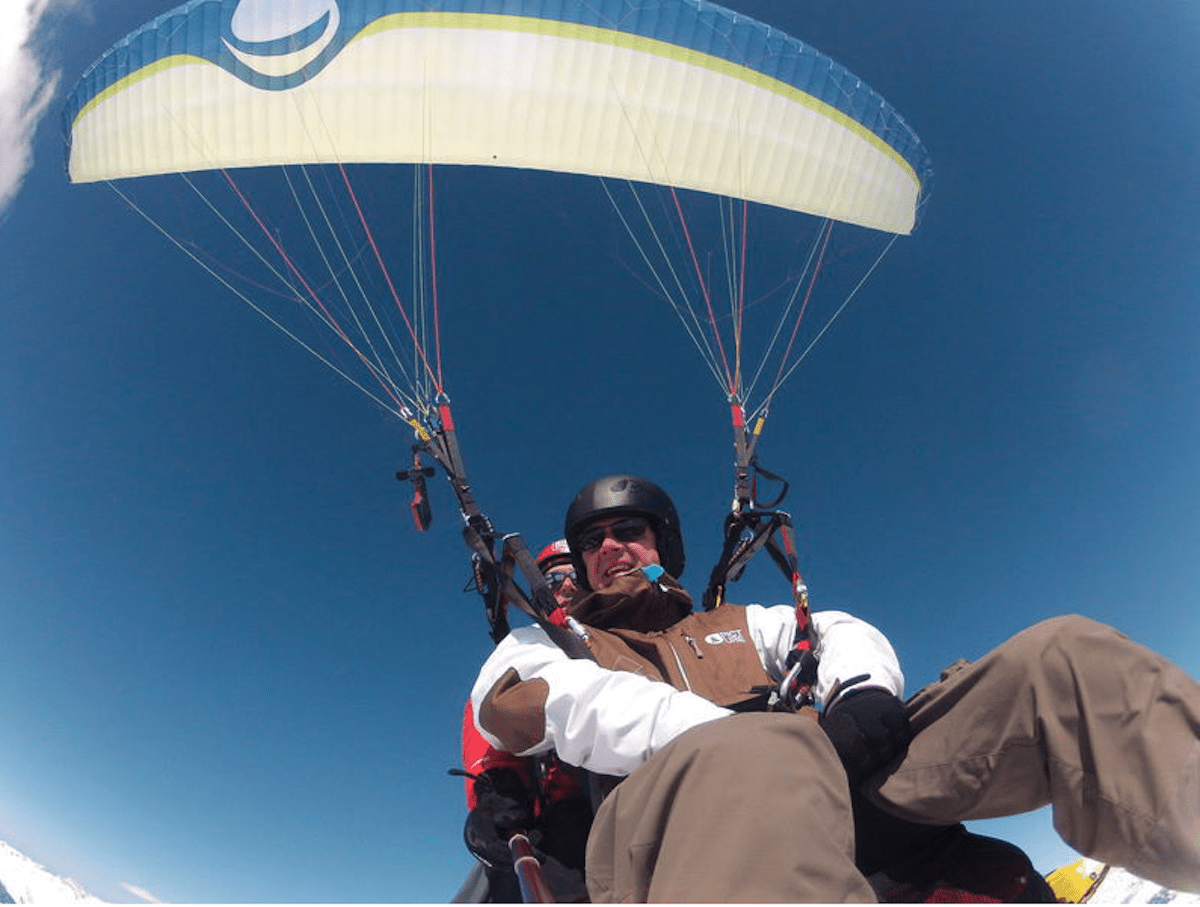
70,18,920,233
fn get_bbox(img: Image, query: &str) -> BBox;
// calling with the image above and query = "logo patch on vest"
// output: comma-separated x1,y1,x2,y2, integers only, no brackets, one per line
704,629,746,645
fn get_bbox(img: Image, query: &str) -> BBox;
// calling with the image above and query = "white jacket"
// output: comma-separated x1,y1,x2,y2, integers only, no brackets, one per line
470,605,902,778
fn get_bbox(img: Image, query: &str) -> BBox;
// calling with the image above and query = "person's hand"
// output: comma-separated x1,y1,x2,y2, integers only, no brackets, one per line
463,768,535,867
820,688,911,786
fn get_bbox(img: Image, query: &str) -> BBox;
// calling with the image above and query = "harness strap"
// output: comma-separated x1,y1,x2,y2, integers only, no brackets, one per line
768,519,818,709
461,525,593,661
708,401,818,709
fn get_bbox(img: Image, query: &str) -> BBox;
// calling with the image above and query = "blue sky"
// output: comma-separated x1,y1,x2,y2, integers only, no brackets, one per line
2,0,1199,902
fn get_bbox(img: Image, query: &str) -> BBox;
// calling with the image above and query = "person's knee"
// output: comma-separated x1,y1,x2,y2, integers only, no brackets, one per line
998,615,1147,712
1008,614,1118,668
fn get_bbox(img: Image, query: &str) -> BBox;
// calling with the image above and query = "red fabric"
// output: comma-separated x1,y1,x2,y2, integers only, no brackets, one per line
536,756,585,811
461,701,585,811
919,889,1002,903
462,700,533,809
876,876,1006,902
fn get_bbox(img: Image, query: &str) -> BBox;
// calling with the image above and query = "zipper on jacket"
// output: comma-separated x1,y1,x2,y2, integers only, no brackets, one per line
684,635,704,658
665,637,693,691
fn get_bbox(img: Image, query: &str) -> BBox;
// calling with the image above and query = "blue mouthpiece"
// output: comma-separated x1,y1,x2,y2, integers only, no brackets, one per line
641,564,665,582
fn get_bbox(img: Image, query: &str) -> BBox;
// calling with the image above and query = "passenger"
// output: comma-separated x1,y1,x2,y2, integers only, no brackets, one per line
461,540,590,902
469,475,1200,902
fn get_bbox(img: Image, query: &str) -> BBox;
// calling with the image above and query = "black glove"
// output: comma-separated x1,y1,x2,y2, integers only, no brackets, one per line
463,768,535,867
820,688,911,787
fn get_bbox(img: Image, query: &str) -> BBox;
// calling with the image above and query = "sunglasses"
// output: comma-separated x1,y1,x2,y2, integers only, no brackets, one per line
544,567,577,589
576,516,652,553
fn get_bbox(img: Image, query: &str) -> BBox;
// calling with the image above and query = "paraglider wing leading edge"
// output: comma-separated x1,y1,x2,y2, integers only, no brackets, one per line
65,0,931,235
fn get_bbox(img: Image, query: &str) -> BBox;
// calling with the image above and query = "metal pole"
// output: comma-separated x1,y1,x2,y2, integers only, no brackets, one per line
508,832,554,903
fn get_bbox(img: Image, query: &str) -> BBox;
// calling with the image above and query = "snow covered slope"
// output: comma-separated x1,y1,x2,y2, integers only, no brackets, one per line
0,840,103,904
5,832,1199,904
1048,857,1200,904
1091,864,1200,904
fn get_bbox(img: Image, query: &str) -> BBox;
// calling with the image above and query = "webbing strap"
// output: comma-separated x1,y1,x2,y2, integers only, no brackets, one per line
770,518,818,709
709,402,816,708
399,400,595,663
703,452,817,705
462,525,593,661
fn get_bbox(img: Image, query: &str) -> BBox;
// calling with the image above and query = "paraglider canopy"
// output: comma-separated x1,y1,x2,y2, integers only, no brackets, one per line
64,0,933,650
66,0,930,235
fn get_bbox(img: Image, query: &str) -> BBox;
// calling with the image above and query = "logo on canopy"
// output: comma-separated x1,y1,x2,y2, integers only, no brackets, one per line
222,0,343,86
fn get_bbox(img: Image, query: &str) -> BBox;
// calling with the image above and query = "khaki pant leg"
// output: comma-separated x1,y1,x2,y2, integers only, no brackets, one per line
872,615,1200,893
586,712,876,903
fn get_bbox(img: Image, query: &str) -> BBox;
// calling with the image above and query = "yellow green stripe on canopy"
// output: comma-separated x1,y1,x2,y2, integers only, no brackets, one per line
65,0,933,234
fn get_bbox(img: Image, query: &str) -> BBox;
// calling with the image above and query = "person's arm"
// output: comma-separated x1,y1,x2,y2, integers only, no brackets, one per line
470,625,731,777
745,605,905,707
746,604,913,784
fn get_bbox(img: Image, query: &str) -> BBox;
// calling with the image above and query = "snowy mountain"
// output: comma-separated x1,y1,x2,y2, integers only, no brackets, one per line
1047,857,1200,904
4,832,1199,904
1101,870,1200,904
1085,862,1200,905
0,840,103,904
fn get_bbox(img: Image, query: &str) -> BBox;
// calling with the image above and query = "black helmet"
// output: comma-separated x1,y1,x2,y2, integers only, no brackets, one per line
564,475,685,590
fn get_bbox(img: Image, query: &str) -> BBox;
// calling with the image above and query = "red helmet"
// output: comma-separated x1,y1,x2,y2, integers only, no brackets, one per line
535,539,572,573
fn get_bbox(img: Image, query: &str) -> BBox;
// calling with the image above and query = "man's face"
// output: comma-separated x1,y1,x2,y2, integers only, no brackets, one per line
577,515,660,591
544,562,579,606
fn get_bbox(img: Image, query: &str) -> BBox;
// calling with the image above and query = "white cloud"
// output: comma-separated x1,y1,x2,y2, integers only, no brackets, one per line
122,881,166,903
0,0,80,215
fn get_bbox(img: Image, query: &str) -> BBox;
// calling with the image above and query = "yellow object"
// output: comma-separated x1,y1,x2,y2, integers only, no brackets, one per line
1045,858,1109,903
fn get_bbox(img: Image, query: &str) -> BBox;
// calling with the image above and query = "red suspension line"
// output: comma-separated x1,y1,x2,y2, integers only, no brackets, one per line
335,163,444,399
735,198,749,394
765,219,834,411
220,168,407,412
670,187,734,395
426,165,445,393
